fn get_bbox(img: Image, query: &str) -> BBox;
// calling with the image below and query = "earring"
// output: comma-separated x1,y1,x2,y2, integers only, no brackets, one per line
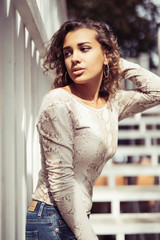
104,64,109,78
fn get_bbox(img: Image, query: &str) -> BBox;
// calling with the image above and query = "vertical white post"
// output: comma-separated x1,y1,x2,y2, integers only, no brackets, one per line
111,199,120,217
24,27,33,206
31,42,40,191
0,66,1,240
14,10,26,240
1,1,16,239
139,53,149,69
116,233,125,240
108,174,116,188
0,2,2,239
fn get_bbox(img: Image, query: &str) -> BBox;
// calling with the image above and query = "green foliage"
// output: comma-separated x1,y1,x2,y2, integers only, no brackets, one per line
66,0,160,62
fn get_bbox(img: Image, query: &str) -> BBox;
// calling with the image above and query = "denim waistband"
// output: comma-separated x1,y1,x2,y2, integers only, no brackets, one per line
29,201,90,218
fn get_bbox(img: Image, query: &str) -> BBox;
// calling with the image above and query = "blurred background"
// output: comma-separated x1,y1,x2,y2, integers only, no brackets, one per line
66,0,160,69
0,0,160,240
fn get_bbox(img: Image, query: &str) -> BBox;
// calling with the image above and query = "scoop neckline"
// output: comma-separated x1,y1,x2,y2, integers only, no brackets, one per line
56,88,108,111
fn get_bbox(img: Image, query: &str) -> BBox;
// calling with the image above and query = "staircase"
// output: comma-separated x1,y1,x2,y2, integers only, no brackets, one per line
90,106,160,240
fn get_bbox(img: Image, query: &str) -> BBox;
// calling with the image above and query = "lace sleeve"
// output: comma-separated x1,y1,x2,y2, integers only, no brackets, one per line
118,58,160,121
37,103,98,240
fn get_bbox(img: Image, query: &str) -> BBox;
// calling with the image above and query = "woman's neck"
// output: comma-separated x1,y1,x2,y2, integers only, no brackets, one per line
62,83,108,109
67,82,108,109
70,83,100,104
70,84,99,103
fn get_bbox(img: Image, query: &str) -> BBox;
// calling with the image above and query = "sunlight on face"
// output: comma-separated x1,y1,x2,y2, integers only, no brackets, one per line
63,28,108,85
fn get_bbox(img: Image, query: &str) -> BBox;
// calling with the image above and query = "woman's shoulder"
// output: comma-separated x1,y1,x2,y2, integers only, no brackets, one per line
45,87,72,101
39,87,75,113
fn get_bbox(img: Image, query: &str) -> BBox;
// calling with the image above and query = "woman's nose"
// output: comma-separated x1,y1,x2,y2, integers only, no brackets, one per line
71,50,80,63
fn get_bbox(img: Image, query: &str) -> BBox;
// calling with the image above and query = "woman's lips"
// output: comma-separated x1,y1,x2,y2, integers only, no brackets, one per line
72,68,85,76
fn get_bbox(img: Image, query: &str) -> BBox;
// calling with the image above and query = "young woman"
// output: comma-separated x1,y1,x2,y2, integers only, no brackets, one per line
26,19,160,240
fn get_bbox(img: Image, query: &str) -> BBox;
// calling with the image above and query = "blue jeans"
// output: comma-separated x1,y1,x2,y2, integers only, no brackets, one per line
26,201,77,240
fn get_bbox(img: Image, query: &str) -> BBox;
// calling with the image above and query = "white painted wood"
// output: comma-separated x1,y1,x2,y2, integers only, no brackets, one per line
93,186,160,202
12,0,48,56
0,2,2,239
111,199,120,216
116,234,125,240
115,147,159,162
139,53,149,69
1,1,16,239
119,116,160,125
93,186,160,220
36,0,67,39
14,10,26,240
31,43,42,191
118,131,160,138
101,164,160,177
0,1,66,239
24,27,33,206
94,86,160,236
90,213,160,235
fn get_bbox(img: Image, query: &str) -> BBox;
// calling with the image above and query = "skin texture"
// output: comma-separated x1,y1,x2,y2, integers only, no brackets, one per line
62,28,108,108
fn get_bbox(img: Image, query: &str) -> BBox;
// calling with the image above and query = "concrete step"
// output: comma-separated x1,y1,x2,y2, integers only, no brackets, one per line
101,164,160,177
118,131,160,138
93,185,160,202
90,213,160,235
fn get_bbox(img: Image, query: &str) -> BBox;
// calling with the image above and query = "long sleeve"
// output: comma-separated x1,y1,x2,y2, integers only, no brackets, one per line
37,102,98,240
118,59,160,121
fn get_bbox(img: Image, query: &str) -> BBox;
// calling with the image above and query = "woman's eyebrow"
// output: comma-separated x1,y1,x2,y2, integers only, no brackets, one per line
63,42,91,51
63,46,70,52
78,42,91,46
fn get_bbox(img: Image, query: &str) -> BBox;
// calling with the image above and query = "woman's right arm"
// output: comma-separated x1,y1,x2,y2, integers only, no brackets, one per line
37,101,98,240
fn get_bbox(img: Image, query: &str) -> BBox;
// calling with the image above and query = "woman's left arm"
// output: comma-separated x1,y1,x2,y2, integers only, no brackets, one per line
118,58,160,121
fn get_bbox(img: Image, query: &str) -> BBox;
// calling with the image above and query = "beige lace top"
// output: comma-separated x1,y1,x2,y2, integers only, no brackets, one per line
32,59,160,240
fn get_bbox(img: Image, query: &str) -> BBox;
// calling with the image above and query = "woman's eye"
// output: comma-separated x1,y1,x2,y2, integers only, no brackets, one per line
81,47,90,52
64,51,71,58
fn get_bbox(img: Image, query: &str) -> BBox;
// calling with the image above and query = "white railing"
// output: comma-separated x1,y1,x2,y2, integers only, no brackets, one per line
0,1,67,240
91,34,160,239
92,93,160,238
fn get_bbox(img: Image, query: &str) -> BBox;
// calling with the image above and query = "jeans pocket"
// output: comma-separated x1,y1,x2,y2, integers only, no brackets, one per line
26,230,38,240
55,227,76,240
53,219,76,240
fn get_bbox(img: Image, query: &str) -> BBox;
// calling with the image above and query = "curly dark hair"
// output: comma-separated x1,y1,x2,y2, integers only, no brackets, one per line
43,19,122,97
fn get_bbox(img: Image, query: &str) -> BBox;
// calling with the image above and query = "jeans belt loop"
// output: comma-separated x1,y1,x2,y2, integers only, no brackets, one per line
38,202,45,218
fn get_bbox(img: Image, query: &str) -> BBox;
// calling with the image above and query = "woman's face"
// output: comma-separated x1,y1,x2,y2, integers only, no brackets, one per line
63,28,108,85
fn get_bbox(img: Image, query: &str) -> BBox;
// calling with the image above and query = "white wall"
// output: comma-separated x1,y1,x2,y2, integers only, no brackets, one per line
0,1,67,240
36,0,68,39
